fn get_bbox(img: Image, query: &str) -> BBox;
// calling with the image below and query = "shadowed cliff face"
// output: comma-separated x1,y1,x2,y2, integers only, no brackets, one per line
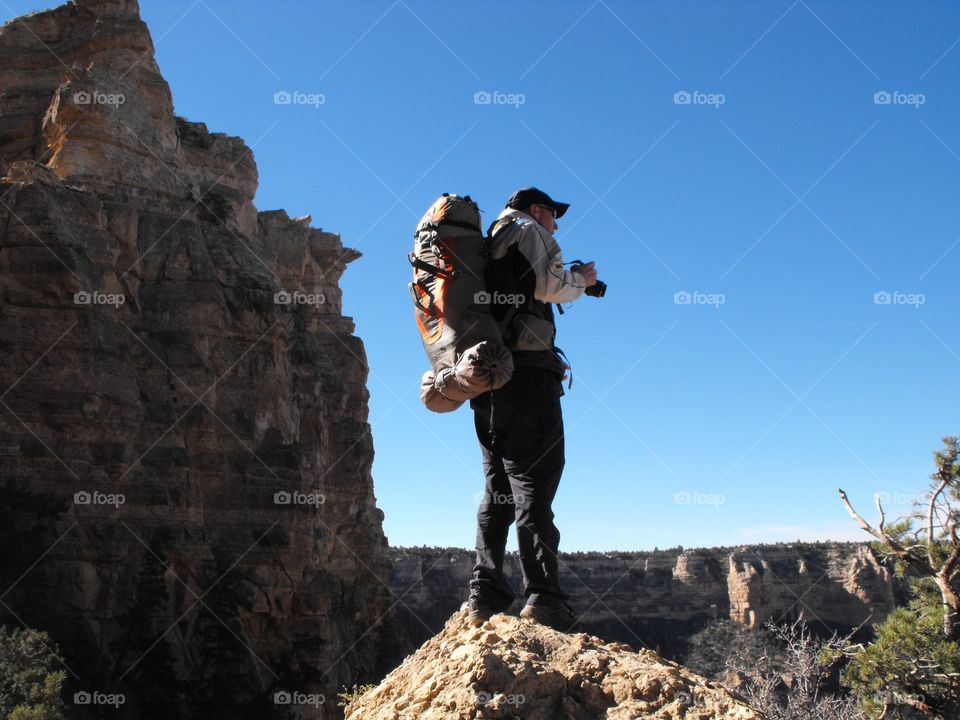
386,543,900,664
0,1,390,718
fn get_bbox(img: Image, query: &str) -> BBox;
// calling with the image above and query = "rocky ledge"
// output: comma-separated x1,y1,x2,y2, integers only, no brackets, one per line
345,609,759,720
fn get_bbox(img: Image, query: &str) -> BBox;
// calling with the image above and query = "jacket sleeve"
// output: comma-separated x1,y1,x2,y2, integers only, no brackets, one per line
514,223,587,304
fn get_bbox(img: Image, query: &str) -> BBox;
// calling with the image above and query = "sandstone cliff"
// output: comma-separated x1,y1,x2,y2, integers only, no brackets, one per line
0,1,389,718
345,608,759,720
386,543,899,663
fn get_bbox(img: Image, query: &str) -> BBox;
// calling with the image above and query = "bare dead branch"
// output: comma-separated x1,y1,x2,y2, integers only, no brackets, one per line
875,492,886,535
839,488,884,540
839,489,935,576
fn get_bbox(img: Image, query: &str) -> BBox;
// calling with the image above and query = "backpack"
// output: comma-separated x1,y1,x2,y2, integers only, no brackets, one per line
409,194,514,413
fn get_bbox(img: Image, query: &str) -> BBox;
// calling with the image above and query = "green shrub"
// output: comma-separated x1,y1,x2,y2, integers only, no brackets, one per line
0,626,66,720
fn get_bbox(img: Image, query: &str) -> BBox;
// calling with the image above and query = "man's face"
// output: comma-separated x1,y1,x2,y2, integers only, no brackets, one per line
528,203,558,233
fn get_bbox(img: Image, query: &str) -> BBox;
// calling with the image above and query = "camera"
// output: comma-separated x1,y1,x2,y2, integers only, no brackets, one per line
570,260,607,298
585,280,606,298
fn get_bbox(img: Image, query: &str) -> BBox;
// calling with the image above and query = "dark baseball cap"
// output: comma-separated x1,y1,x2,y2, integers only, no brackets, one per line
505,187,570,218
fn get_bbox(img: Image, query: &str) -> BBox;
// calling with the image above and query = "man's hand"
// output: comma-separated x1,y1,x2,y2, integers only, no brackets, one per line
572,261,598,287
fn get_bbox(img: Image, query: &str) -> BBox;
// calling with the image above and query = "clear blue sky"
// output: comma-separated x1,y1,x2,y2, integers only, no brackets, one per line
7,0,960,551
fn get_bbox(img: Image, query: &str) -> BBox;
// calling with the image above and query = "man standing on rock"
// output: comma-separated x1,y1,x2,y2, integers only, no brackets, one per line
467,187,598,631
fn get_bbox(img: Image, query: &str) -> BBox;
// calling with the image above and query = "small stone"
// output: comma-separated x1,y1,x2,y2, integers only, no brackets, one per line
480,631,501,645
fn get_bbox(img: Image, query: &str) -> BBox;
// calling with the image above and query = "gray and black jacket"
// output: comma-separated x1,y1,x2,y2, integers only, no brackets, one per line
485,208,587,378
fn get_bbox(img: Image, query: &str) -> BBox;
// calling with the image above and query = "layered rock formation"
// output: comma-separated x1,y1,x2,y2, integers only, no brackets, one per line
0,1,389,718
345,609,759,720
387,543,900,661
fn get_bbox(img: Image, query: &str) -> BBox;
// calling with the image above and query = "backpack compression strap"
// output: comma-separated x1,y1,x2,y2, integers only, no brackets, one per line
424,219,482,233
407,252,455,278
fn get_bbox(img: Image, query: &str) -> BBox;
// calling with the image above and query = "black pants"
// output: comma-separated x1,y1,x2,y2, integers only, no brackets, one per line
469,365,569,609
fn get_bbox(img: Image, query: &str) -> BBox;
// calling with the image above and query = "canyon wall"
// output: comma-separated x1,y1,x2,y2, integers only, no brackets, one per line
386,543,900,661
0,1,389,718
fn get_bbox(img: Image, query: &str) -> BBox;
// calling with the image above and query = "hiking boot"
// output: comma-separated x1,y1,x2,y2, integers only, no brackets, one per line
465,598,494,627
464,595,514,627
520,602,577,632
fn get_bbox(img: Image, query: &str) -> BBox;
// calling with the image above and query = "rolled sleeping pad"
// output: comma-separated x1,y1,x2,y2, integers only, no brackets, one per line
419,340,515,413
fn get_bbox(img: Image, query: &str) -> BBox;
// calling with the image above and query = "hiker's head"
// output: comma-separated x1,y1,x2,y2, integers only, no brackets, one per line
528,203,559,233
506,187,568,232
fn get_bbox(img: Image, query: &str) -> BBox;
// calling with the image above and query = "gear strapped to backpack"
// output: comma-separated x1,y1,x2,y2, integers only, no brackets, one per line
409,194,514,413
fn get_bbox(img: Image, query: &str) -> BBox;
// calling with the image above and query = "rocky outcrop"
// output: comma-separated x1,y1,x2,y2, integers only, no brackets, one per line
0,1,389,718
725,544,896,629
387,543,900,662
345,609,759,720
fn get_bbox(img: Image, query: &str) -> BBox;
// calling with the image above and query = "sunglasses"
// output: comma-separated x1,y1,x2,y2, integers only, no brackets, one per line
536,204,558,219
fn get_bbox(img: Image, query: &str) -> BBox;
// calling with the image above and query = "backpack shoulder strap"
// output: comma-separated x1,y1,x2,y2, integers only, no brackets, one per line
487,216,525,241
